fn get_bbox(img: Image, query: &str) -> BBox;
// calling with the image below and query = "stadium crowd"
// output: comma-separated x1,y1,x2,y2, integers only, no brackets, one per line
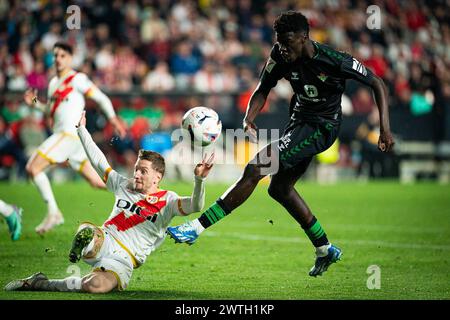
0,0,449,179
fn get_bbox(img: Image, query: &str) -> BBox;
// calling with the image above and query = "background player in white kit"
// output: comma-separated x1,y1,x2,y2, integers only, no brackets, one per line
23,42,126,234
5,111,214,293
0,199,22,241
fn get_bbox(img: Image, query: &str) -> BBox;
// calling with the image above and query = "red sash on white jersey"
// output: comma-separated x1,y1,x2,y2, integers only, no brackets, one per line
104,190,168,232
50,72,78,119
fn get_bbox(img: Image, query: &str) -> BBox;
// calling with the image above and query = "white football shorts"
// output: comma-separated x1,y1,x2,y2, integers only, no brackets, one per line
36,132,88,171
82,227,135,290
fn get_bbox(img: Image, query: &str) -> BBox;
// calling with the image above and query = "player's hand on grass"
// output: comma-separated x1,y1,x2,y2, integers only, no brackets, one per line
110,116,127,139
24,88,38,106
243,118,258,143
77,111,87,128
378,130,394,152
194,153,215,178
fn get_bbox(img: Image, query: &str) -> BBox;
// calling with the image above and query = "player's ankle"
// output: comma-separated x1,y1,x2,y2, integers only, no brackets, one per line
191,219,205,235
315,243,331,257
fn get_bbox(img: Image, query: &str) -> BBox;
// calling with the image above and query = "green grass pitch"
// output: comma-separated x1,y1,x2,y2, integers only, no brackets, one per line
0,181,449,300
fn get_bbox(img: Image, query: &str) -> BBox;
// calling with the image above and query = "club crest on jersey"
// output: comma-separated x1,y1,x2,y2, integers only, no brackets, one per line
291,72,300,80
318,73,328,82
146,196,159,204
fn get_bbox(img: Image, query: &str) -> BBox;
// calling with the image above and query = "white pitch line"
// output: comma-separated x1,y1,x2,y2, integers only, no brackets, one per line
202,231,450,251
329,223,449,234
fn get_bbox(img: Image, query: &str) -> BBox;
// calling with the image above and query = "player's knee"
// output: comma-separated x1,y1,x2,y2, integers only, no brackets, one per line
25,162,39,177
81,275,112,294
81,275,98,292
244,163,265,183
268,183,292,202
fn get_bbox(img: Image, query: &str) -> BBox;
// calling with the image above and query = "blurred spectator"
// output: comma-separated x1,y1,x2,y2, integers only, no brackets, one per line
41,22,62,51
112,46,139,91
140,9,170,44
1,100,21,124
351,88,376,114
142,61,175,92
171,41,202,75
0,115,28,179
364,45,389,78
193,62,224,93
7,65,27,91
0,0,447,100
1,0,449,177
26,61,47,91
171,41,202,89
14,41,33,75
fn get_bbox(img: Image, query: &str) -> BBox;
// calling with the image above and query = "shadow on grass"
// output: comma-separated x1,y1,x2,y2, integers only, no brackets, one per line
1,289,214,300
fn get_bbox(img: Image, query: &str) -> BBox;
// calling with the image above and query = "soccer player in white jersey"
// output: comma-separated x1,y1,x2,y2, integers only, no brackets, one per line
5,111,214,293
0,199,22,241
23,42,126,234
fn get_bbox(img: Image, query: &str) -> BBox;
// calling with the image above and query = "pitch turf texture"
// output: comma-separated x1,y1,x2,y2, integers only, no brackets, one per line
0,181,449,300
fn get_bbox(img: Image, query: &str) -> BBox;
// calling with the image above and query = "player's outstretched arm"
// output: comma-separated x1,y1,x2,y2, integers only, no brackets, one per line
370,75,395,152
243,85,270,143
85,86,126,139
178,153,215,215
23,88,46,112
340,55,394,152
76,111,112,181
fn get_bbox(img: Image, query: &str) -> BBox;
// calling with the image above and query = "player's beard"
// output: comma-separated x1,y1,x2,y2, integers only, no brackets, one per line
133,179,145,193
56,65,70,76
128,179,142,193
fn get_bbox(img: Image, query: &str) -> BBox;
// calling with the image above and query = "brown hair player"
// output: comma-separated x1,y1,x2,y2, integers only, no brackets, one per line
5,111,214,293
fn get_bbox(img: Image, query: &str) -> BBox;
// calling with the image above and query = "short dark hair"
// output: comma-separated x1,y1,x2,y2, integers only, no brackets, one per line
53,41,73,55
273,11,309,36
138,149,165,177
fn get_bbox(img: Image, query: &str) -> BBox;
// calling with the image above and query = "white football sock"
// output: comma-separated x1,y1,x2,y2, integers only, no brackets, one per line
33,172,59,215
0,200,14,218
191,219,205,234
315,243,331,257
35,277,82,292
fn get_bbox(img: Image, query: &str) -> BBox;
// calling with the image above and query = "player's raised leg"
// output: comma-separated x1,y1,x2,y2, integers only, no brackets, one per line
268,161,342,276
80,271,118,293
167,146,274,244
0,199,23,241
26,150,64,234
69,223,101,263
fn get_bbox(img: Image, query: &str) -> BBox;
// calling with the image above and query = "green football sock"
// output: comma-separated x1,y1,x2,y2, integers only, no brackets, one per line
198,200,230,228
304,216,329,247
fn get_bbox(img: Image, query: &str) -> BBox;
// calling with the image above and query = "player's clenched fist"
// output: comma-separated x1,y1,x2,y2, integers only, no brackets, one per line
243,118,258,143
378,130,395,152
24,88,38,106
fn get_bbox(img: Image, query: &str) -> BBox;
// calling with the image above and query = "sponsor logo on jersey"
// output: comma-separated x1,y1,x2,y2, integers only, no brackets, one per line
304,85,319,97
277,131,293,151
291,72,300,80
105,191,168,231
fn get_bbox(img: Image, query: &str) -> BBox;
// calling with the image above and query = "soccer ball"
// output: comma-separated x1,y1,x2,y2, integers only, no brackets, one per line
182,106,222,146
